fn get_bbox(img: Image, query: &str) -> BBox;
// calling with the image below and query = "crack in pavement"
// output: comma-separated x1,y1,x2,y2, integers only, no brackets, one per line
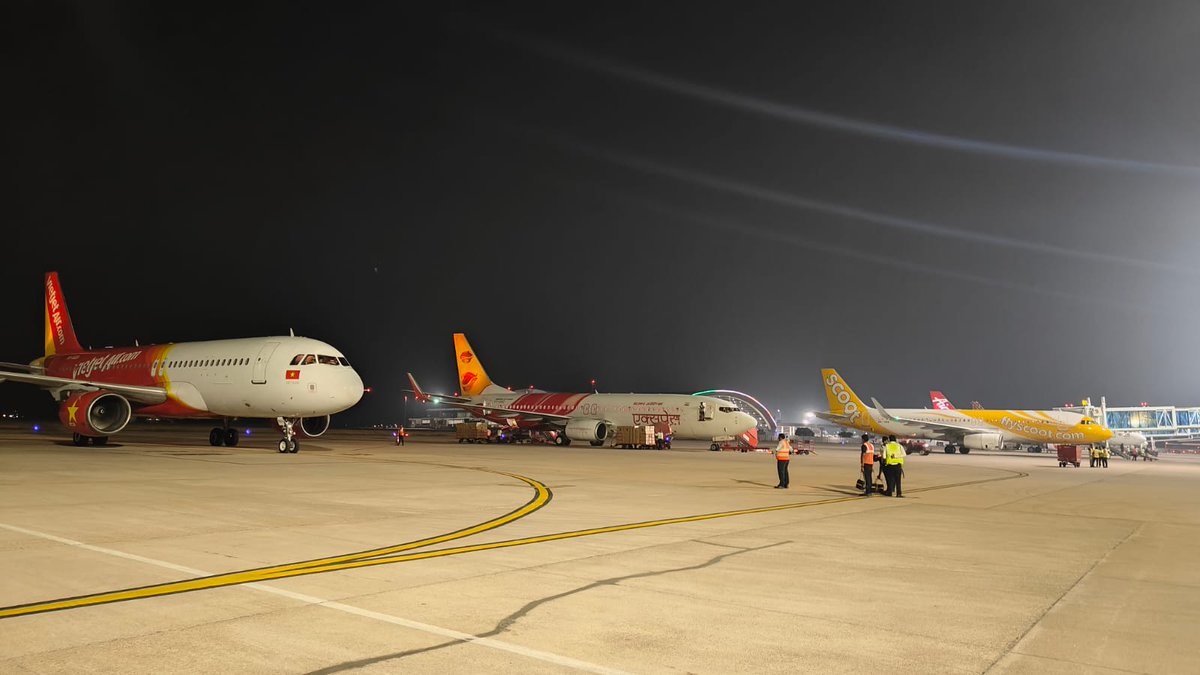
303,540,788,674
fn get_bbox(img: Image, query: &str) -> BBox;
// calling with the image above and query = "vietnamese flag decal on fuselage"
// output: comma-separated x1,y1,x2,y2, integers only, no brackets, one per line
286,370,300,380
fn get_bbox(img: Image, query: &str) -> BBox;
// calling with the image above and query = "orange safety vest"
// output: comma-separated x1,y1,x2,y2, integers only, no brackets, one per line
862,442,874,465
776,440,792,460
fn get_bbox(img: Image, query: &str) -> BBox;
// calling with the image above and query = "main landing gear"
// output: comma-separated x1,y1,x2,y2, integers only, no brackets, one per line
209,422,241,447
276,417,300,454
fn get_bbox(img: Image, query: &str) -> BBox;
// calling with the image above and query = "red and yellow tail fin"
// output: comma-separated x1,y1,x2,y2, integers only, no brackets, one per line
453,333,495,397
44,272,83,356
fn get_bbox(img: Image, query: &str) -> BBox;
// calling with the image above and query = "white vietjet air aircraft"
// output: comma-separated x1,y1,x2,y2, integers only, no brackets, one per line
0,272,364,453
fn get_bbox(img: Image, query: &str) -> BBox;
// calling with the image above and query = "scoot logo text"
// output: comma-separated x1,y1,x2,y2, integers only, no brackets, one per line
826,374,862,423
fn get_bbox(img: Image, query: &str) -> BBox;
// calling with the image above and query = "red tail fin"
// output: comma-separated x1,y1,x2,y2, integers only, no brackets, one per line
929,391,955,410
44,272,84,356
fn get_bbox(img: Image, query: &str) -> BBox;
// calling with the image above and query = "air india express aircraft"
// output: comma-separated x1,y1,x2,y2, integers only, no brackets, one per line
816,368,1112,453
407,334,757,448
0,273,364,453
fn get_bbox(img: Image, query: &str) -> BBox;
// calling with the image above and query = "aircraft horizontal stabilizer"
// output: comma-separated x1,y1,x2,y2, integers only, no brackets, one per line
406,373,470,405
870,397,899,422
814,411,854,424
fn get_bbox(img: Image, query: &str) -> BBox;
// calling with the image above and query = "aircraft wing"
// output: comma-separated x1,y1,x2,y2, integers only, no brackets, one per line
0,368,168,405
870,397,975,436
406,373,572,424
455,401,572,424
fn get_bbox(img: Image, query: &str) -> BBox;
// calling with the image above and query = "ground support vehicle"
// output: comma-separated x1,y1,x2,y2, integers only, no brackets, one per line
1057,444,1083,467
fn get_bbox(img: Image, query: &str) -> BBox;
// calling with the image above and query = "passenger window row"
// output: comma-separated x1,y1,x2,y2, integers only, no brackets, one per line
158,357,251,369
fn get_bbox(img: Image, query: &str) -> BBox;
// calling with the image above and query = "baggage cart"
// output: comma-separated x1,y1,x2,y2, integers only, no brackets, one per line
455,421,492,444
613,425,657,449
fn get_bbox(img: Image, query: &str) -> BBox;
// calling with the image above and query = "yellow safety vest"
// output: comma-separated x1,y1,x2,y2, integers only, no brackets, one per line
885,442,905,465
776,440,792,460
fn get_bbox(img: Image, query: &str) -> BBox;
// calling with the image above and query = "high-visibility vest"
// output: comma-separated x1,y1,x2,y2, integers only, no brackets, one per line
862,442,875,465
775,440,792,460
885,442,905,465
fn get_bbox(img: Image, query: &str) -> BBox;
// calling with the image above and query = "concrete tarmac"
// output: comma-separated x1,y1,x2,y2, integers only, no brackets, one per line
1,426,1198,674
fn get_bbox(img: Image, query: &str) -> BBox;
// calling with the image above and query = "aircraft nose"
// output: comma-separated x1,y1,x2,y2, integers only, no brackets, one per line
736,412,757,432
341,368,365,410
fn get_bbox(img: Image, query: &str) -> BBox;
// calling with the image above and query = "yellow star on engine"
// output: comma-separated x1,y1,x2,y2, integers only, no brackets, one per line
66,403,78,425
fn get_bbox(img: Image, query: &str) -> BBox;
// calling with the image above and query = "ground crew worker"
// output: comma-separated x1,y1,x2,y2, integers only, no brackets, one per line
883,435,906,497
774,433,792,489
1101,445,1110,468
396,426,407,446
860,434,875,496
1089,445,1099,468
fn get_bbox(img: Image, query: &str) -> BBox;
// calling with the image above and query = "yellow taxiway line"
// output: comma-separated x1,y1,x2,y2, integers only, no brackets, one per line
0,468,1026,619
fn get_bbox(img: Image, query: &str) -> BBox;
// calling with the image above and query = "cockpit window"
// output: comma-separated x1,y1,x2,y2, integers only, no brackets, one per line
318,355,339,365
302,354,316,365
289,354,304,366
337,357,350,366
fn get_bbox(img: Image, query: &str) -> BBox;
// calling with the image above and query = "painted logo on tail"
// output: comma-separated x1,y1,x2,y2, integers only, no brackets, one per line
461,372,478,390
825,372,863,424
459,351,474,364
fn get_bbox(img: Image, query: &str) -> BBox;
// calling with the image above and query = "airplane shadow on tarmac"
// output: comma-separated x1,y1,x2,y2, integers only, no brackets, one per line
303,541,790,675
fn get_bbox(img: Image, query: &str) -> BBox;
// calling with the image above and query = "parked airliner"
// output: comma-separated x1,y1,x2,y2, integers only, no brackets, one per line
408,333,757,448
0,273,364,453
816,369,1111,453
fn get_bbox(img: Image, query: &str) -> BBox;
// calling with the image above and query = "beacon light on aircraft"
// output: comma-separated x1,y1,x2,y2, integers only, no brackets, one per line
363,387,372,394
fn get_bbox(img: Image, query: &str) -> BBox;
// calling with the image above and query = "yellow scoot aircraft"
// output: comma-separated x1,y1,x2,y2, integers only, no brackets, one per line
816,369,1112,454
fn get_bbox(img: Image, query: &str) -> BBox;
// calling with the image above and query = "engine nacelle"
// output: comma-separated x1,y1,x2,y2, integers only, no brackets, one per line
59,390,132,437
565,418,608,443
275,415,332,438
300,415,331,437
961,433,1003,451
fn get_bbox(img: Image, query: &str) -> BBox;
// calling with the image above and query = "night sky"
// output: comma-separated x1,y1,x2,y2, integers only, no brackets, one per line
5,2,1200,425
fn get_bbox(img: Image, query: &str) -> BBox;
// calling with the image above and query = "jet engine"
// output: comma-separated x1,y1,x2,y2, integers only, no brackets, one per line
960,433,1003,452
59,390,132,438
275,415,332,438
300,415,331,437
565,418,608,444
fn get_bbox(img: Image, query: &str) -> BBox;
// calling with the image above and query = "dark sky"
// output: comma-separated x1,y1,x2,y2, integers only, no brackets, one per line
4,1,1200,424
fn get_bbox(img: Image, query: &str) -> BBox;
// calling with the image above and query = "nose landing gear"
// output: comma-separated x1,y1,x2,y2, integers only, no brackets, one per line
276,417,299,453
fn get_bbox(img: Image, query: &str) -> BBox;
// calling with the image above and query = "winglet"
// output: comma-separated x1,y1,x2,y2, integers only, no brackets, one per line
407,373,433,403
44,272,84,357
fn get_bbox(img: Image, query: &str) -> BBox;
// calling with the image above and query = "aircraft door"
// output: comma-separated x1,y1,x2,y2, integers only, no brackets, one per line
252,341,280,384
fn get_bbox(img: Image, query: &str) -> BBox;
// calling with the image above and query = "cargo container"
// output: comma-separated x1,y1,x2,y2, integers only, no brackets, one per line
612,425,657,449
455,421,492,444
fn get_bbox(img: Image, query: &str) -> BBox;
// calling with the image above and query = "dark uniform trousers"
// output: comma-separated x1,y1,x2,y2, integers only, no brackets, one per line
861,465,873,494
776,459,790,488
883,464,903,496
